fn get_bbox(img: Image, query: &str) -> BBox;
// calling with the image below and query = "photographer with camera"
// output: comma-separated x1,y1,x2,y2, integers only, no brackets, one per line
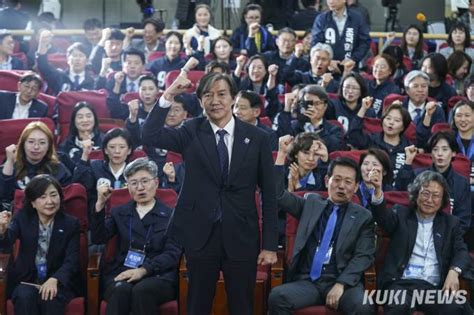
277,85,344,153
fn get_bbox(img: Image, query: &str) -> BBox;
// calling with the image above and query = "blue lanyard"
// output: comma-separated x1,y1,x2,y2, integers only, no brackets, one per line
359,182,374,208
456,133,474,160
299,172,312,188
129,216,153,252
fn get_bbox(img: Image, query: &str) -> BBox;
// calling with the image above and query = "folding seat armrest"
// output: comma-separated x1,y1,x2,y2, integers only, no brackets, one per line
364,264,376,291
87,252,102,315
178,255,188,315
0,253,10,315
271,249,284,288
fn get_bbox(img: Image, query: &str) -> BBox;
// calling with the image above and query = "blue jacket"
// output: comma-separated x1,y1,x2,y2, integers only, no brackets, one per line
0,210,81,297
58,131,103,164
238,79,282,120
326,98,376,133
90,199,182,283
0,91,48,119
282,69,340,93
231,24,275,55
368,79,401,117
36,54,96,95
89,46,122,75
311,7,370,62
259,50,310,85
395,165,471,234
428,82,457,113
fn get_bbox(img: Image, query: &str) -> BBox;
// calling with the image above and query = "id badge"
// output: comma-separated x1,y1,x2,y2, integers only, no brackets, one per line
37,263,47,280
124,249,145,268
315,245,333,265
114,180,122,189
403,264,423,278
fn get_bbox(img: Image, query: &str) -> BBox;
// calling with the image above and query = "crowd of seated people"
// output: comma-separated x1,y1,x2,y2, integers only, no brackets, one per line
0,0,473,313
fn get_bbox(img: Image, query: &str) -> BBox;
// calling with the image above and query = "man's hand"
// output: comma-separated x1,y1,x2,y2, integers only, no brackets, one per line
37,30,53,54
326,282,344,310
294,43,304,58
257,250,277,266
114,268,147,283
39,277,58,301
163,74,192,101
442,269,460,292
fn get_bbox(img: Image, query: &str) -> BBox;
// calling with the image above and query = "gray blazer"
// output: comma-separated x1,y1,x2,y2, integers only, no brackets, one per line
275,165,375,286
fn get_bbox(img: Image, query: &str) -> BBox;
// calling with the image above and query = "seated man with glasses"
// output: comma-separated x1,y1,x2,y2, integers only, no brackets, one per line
92,157,182,315
0,72,48,119
370,169,472,314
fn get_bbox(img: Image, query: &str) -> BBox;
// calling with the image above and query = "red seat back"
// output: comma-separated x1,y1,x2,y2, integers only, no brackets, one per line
363,117,383,134
0,70,37,91
412,153,471,180
329,150,366,163
0,117,55,162
431,122,451,133
166,151,183,164
120,92,140,104
147,51,166,63
448,96,467,112
47,53,68,70
382,94,405,112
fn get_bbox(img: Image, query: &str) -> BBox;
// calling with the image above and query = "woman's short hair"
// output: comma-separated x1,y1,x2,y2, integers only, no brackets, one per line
359,148,393,186
286,132,322,165
23,174,64,215
408,170,450,210
69,102,99,139
447,21,471,49
450,100,474,131
373,53,397,76
245,54,268,76
102,128,134,163
381,102,412,133
165,31,183,48
426,130,459,154
421,53,449,81
447,51,472,80
338,72,368,100
124,157,158,179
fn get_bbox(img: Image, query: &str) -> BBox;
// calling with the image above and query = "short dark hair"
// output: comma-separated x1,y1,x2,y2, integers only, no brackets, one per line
287,132,321,165
143,17,165,33
278,27,297,39
210,36,233,59
408,170,451,210
19,72,43,90
138,74,158,87
165,31,182,47
374,53,397,76
447,21,471,48
426,130,459,154
327,157,361,183
241,3,262,24
359,148,393,186
109,28,125,41
69,102,99,138
447,51,472,80
123,47,145,65
196,73,238,99
23,174,64,215
83,18,102,31
102,128,134,163
236,90,262,109
205,60,231,74
450,100,474,131
246,54,268,76
66,42,89,58
381,103,412,133
383,45,405,70
338,72,368,101
299,84,329,103
422,53,449,81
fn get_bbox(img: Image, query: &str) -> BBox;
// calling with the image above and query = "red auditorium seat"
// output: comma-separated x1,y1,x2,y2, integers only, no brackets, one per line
362,118,416,143
412,153,471,180
431,122,451,133
0,118,55,162
0,184,89,315
0,70,34,91
147,51,166,62
47,53,68,70
166,151,183,164
448,95,467,112
329,150,367,163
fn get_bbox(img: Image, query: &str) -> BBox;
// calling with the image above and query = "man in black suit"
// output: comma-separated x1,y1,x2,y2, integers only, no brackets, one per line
142,72,278,315
268,137,375,314
0,32,25,70
370,170,472,314
0,72,48,119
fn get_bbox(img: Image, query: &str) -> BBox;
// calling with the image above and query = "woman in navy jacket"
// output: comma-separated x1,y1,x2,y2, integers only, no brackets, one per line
0,175,81,315
0,122,71,209
395,131,471,234
346,102,412,182
91,158,181,315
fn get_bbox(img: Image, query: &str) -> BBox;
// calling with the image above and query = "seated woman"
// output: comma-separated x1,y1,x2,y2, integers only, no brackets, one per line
447,51,472,96
395,131,471,233
183,4,222,55
72,128,133,213
325,72,376,133
230,3,275,55
277,84,344,153
58,102,103,165
450,100,474,190
0,121,71,208
91,158,181,315
357,148,393,209
383,24,426,70
285,132,329,192
0,174,81,315
439,21,474,72
346,102,412,181
382,45,408,91
209,36,237,70
420,53,457,111
367,54,401,117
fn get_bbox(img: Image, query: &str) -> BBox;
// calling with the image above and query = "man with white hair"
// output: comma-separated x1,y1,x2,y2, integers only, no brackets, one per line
283,43,340,93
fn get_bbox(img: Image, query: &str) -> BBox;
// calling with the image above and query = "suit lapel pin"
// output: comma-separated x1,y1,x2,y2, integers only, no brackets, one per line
244,138,250,144
59,229,64,233
350,215,355,219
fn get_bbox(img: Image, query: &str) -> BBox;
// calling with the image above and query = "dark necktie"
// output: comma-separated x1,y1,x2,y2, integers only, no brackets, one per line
414,108,422,124
310,205,339,281
129,81,136,92
74,75,80,90
216,129,229,184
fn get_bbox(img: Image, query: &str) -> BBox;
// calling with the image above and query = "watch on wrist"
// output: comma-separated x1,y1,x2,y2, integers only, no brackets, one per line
450,266,462,274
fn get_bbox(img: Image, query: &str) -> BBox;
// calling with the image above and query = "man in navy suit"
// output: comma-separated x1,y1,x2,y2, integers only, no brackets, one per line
0,72,48,119
142,72,278,315
0,32,25,70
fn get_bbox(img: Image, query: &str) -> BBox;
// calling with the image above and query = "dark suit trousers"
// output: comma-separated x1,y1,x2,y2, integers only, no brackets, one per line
11,283,74,315
268,275,375,315
384,279,472,315
185,222,258,315
104,277,175,315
